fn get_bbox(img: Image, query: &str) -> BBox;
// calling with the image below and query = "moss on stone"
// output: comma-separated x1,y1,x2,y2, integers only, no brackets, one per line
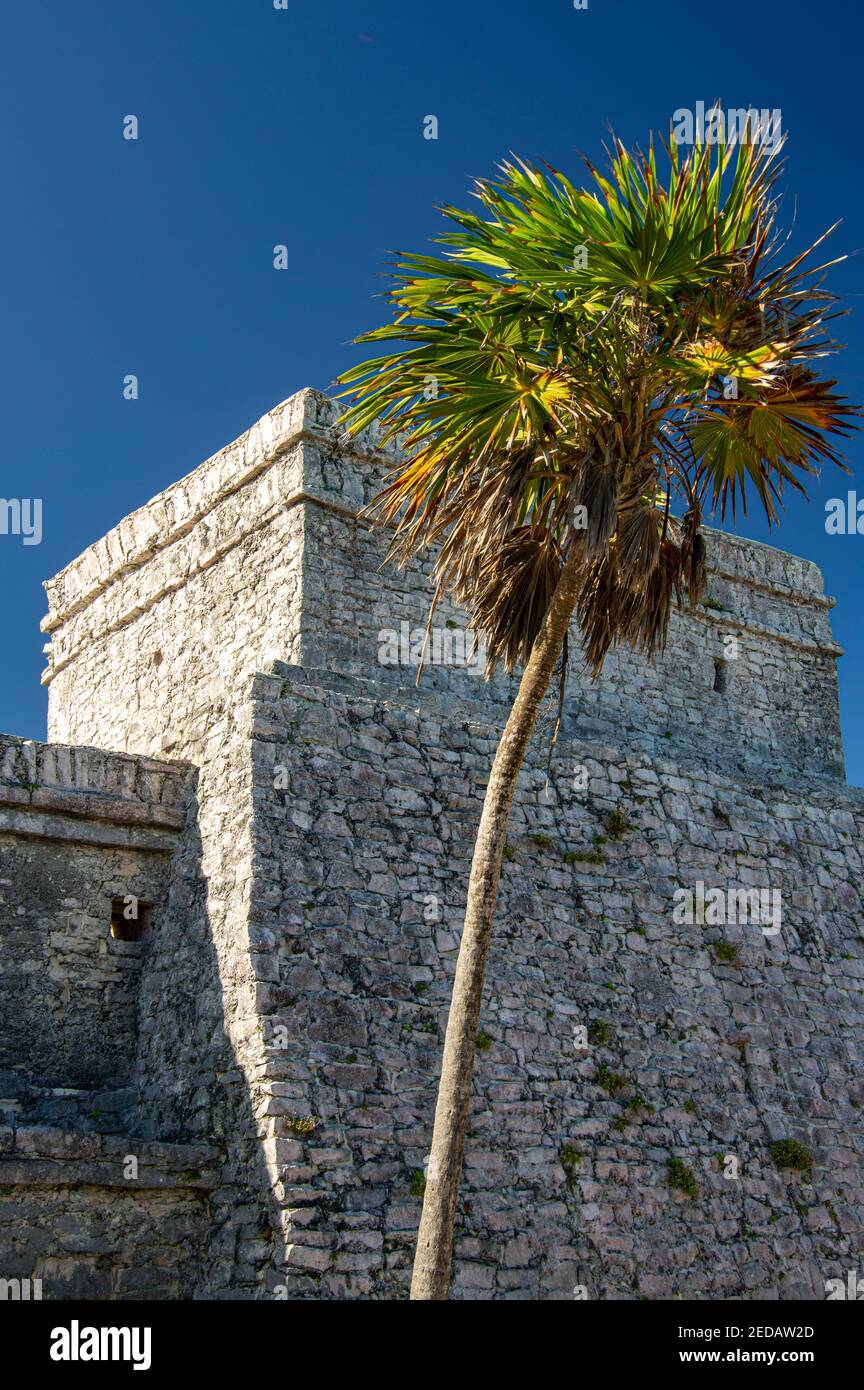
770,1139,813,1176
596,1064,628,1095
666,1156,699,1199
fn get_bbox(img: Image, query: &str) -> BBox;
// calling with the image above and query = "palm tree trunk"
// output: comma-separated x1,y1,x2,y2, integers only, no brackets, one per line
410,541,585,1300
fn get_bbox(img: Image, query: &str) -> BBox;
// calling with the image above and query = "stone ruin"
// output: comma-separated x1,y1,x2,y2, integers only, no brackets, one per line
1,389,861,1299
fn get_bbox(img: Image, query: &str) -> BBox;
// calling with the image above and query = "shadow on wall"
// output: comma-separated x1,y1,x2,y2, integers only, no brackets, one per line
0,752,289,1300
129,782,291,1300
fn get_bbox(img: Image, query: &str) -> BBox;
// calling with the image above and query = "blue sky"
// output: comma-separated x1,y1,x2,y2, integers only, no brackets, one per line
2,0,862,779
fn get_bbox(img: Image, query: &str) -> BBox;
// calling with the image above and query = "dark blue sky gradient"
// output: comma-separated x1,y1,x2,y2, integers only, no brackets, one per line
2,1,862,778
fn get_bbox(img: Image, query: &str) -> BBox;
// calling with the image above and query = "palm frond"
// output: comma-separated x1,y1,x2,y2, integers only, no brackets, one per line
336,128,859,677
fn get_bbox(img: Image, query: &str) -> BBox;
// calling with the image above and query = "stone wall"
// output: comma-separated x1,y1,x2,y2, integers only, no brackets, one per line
41,396,316,762
246,665,864,1299
0,735,192,1131
0,735,282,1299
42,390,844,785
0,1128,218,1299
296,405,845,784
4,386,858,1300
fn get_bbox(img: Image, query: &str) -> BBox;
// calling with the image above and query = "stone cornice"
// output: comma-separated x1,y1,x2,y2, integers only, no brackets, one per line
0,1128,220,1190
38,390,841,688
0,736,192,843
41,390,395,635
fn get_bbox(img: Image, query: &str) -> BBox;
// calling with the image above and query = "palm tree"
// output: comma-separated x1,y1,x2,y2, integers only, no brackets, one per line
337,122,857,1300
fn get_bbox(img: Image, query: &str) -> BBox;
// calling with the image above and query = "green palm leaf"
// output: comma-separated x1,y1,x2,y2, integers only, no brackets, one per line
338,126,858,675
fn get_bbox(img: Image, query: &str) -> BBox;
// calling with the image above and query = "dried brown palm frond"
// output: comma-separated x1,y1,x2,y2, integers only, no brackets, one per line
462,524,563,674
679,504,708,608
577,531,683,676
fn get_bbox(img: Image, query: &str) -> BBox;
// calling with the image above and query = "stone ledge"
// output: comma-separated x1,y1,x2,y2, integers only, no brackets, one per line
0,737,193,838
0,735,192,794
0,1127,220,1190
682,601,842,658
0,787,185,828
0,1160,218,1190
0,806,183,851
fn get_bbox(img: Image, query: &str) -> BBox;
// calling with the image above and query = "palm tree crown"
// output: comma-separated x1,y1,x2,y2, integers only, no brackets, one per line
339,127,856,676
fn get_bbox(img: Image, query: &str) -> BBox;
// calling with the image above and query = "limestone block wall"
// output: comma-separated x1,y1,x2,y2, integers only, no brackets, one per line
28,388,860,1300
36,397,344,1295
0,738,260,1301
296,398,845,784
0,735,193,1130
40,392,346,762
42,389,845,787
247,666,864,1300
34,391,412,1298
0,733,286,1299
0,1128,219,1300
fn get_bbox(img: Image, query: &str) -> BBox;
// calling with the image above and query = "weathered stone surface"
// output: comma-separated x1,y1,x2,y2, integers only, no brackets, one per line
0,388,860,1300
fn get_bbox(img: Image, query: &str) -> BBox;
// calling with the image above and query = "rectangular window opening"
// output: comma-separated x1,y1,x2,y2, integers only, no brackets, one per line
110,897,152,941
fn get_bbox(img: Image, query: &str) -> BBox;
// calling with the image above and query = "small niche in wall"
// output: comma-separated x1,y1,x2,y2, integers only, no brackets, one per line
713,658,729,694
110,896,151,941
